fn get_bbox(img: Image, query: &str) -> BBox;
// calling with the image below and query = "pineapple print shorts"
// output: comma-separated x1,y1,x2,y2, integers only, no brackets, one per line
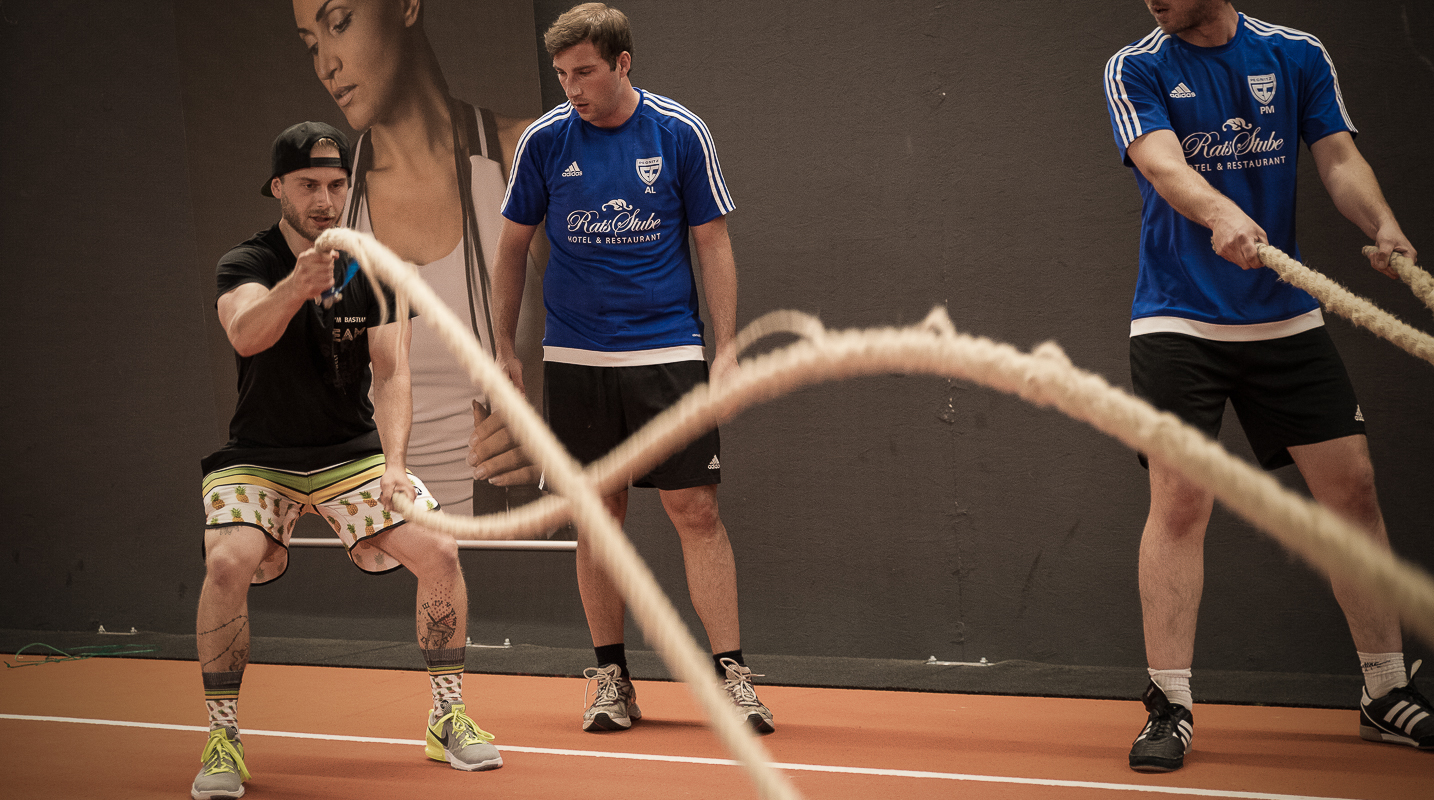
200,454,440,585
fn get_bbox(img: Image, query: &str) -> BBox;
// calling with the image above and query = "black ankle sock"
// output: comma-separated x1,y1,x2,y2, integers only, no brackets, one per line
713,649,744,679
595,643,628,679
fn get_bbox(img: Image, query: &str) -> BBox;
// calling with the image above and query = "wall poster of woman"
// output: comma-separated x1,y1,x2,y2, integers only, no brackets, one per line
294,0,550,519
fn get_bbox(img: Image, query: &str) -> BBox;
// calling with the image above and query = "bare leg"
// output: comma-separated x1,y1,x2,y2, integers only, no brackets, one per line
1140,460,1215,671
197,526,270,674
577,490,630,647
661,485,740,654
372,523,468,650
1289,435,1402,654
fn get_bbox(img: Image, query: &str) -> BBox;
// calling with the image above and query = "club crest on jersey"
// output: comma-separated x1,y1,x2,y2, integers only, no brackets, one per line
1248,73,1277,105
636,156,661,193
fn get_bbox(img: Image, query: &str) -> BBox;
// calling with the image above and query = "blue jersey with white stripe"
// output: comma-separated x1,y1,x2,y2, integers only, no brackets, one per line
502,88,734,357
1104,14,1354,331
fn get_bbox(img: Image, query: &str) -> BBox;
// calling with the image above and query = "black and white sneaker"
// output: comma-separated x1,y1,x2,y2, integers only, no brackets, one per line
1129,681,1193,772
1359,660,1434,750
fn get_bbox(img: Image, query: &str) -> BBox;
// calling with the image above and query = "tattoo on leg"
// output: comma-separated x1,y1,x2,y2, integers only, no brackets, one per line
199,615,250,670
228,644,250,671
420,596,458,649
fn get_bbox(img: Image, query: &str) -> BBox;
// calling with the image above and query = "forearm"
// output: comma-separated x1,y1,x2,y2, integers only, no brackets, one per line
1144,158,1249,233
693,218,739,356
221,280,309,357
369,324,412,469
492,220,537,360
371,366,412,469
1319,151,1399,241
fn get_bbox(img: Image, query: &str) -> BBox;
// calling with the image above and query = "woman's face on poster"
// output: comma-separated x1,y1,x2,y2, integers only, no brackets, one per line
294,0,415,131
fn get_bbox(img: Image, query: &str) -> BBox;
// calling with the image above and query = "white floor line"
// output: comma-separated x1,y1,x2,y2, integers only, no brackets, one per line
0,713,1367,800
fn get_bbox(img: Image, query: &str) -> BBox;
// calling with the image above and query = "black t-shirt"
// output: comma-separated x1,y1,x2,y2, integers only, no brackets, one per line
202,224,394,474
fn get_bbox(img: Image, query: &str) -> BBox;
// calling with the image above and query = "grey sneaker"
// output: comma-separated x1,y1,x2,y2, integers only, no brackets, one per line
583,663,641,731
721,658,775,734
191,726,249,799
425,701,503,771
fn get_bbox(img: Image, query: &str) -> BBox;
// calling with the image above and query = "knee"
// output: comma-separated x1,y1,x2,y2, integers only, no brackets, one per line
204,535,263,587
1321,462,1382,526
665,491,722,538
395,526,461,577
1148,484,1214,539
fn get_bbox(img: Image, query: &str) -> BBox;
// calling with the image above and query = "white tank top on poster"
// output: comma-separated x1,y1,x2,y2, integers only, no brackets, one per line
344,108,546,514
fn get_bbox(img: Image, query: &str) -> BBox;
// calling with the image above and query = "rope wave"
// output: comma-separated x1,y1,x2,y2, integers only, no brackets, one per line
318,227,1434,799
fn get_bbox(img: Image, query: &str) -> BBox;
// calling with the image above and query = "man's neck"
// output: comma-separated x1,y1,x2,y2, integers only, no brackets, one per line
278,218,316,259
592,85,641,129
1176,4,1239,48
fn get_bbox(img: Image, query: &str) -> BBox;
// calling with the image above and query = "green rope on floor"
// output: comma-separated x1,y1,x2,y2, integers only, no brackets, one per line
4,642,158,668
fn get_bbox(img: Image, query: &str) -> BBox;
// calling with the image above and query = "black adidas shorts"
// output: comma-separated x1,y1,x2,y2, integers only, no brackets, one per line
1129,327,1365,471
544,360,721,490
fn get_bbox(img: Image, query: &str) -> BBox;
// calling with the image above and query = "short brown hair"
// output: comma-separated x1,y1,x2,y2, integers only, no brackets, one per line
544,3,632,69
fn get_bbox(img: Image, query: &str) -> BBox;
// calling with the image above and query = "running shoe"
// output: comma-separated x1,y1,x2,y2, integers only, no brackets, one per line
1360,659,1434,749
425,701,503,771
582,663,641,732
191,726,249,800
721,657,775,734
1129,681,1193,772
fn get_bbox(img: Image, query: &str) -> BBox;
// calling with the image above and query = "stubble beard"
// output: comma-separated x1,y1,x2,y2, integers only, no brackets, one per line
1155,0,1226,36
279,193,332,244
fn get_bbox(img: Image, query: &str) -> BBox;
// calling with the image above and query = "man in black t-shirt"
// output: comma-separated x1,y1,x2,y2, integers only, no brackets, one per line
191,123,502,800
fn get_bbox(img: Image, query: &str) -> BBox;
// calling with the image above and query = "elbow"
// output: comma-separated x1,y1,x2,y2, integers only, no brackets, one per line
227,330,271,358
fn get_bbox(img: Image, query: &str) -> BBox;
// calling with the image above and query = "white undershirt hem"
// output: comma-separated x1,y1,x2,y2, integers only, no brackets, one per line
544,345,706,367
1129,309,1324,342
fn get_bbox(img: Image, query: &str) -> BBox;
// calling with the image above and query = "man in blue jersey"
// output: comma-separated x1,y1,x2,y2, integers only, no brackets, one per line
490,3,772,735
1105,0,1431,772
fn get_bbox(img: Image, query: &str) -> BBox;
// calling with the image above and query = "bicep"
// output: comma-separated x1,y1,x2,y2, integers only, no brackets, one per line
498,218,539,263
216,282,270,334
1308,131,1360,177
368,320,409,380
1125,129,1189,179
689,215,732,258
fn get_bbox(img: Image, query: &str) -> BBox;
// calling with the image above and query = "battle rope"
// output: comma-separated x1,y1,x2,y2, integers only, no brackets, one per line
319,227,1434,798
1257,244,1434,366
318,227,800,800
1359,248,1434,316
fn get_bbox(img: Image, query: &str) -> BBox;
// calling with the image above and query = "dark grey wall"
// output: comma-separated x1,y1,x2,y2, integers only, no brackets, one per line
528,0,1434,672
3,1,1431,679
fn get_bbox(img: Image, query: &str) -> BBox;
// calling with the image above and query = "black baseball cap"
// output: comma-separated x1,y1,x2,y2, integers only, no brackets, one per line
261,121,352,197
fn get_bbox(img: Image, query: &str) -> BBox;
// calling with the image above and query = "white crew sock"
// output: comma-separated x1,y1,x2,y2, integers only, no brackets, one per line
1149,667,1193,711
1357,651,1407,699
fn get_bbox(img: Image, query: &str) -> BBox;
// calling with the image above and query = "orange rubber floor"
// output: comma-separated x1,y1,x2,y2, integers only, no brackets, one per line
2,657,1430,799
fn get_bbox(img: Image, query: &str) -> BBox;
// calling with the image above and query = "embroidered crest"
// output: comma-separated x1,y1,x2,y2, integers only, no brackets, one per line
636,156,662,185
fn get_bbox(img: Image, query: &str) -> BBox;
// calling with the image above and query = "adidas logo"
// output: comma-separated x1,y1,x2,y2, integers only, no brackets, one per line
1169,82,1196,99
561,161,583,177
1355,405,1364,422
707,456,721,470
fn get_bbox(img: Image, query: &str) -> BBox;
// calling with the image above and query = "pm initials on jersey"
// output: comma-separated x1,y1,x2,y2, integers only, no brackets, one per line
636,156,661,194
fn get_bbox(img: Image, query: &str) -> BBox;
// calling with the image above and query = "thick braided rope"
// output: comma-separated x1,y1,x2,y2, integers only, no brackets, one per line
384,292,1434,650
315,228,800,800
1257,244,1434,366
1360,247,1434,316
